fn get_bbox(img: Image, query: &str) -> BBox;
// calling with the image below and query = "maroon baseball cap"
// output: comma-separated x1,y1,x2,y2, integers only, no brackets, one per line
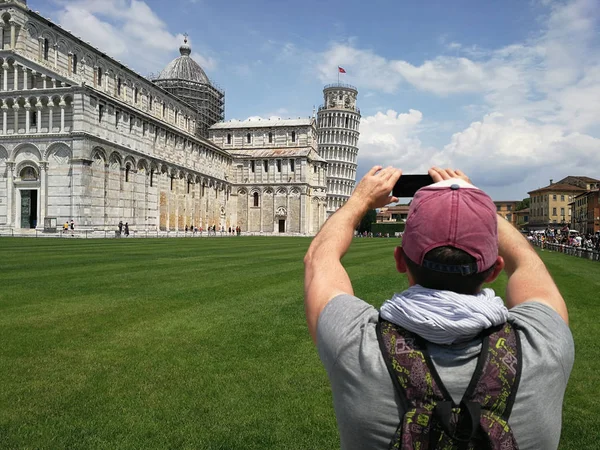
402,179,498,275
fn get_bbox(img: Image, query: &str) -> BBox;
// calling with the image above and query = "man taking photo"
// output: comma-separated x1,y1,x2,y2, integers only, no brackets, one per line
304,166,574,450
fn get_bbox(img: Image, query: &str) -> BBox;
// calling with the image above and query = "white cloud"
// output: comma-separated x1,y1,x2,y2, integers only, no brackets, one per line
358,109,436,173
50,0,216,75
342,0,600,198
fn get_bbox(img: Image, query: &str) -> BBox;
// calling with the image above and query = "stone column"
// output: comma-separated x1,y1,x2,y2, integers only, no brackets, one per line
0,26,4,51
53,44,58,68
31,70,36,90
24,103,30,134
41,74,46,89
1,102,7,135
13,64,18,90
40,162,47,225
9,21,16,50
22,67,28,90
59,102,65,132
48,103,53,132
38,37,43,61
36,102,42,133
6,162,14,227
68,53,72,75
52,78,57,88
12,102,19,134
93,66,97,87
2,63,7,91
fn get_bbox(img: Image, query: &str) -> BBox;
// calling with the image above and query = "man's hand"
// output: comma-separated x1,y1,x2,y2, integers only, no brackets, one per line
428,167,471,184
349,166,402,211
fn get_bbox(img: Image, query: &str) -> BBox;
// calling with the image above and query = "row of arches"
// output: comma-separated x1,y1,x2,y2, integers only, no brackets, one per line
88,146,231,231
328,163,357,181
24,19,195,135
0,57,71,92
317,111,360,131
318,129,359,147
236,186,325,234
90,148,229,192
0,94,73,135
320,146,358,164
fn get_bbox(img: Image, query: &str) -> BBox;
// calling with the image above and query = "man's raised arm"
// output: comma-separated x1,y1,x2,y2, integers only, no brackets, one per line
303,166,401,343
498,217,569,324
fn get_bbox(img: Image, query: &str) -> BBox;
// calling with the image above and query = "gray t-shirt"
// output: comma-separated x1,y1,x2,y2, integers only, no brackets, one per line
317,295,574,450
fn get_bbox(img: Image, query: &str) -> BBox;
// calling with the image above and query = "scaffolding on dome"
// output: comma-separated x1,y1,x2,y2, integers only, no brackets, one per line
153,77,225,138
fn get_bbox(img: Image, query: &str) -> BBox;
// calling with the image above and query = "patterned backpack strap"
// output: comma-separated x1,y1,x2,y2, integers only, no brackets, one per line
377,318,453,449
461,322,522,449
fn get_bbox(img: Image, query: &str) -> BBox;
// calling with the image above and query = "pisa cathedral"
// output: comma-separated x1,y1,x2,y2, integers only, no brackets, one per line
0,0,360,235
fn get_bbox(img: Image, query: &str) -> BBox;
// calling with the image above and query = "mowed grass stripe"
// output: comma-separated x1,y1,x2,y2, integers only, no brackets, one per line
0,238,597,449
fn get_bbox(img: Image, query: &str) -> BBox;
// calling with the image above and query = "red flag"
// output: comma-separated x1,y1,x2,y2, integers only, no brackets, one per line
338,66,346,74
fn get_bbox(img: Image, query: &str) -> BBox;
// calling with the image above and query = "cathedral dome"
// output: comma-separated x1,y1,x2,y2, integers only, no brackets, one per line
156,38,211,85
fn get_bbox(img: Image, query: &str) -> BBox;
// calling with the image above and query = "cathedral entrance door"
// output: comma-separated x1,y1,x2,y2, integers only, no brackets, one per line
20,190,38,229
278,219,285,233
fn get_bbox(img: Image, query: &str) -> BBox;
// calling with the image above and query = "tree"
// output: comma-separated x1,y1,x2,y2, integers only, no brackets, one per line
357,209,377,234
516,198,530,211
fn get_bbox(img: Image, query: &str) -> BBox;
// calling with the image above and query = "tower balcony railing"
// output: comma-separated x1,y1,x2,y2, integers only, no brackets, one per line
318,104,360,114
324,83,357,91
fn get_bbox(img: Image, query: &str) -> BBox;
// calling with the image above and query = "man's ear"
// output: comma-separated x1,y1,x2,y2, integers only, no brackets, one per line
484,256,505,283
394,246,408,273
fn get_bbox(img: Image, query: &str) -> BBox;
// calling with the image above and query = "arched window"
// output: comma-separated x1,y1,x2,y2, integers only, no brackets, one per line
227,133,231,144
125,165,130,182
20,166,38,181
253,192,259,207
72,54,78,74
97,67,103,86
43,38,49,60
247,133,251,144
134,87,138,103
268,132,273,143
150,169,154,187
291,131,296,143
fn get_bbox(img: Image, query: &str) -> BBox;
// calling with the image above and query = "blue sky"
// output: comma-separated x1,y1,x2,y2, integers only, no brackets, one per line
41,0,600,200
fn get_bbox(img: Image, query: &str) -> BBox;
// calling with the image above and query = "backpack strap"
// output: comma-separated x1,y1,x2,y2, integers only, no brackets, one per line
461,322,522,448
377,319,453,449
377,318,522,450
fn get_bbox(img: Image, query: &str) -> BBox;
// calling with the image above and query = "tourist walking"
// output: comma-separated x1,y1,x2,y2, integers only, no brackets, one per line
124,222,129,237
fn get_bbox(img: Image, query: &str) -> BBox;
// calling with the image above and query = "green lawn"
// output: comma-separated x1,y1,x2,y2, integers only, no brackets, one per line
0,237,597,449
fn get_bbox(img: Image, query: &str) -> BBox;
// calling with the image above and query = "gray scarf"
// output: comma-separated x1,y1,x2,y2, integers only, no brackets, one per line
380,285,509,345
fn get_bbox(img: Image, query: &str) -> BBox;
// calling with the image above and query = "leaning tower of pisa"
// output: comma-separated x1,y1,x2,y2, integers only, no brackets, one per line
317,84,361,217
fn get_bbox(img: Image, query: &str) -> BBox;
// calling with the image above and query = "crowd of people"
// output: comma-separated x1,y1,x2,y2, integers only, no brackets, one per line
528,226,600,250
115,222,243,237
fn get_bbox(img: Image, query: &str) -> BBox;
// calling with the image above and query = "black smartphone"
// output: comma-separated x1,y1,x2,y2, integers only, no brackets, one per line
392,174,434,197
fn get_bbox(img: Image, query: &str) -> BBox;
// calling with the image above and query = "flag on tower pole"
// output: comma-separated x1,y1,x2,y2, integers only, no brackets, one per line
337,66,346,83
